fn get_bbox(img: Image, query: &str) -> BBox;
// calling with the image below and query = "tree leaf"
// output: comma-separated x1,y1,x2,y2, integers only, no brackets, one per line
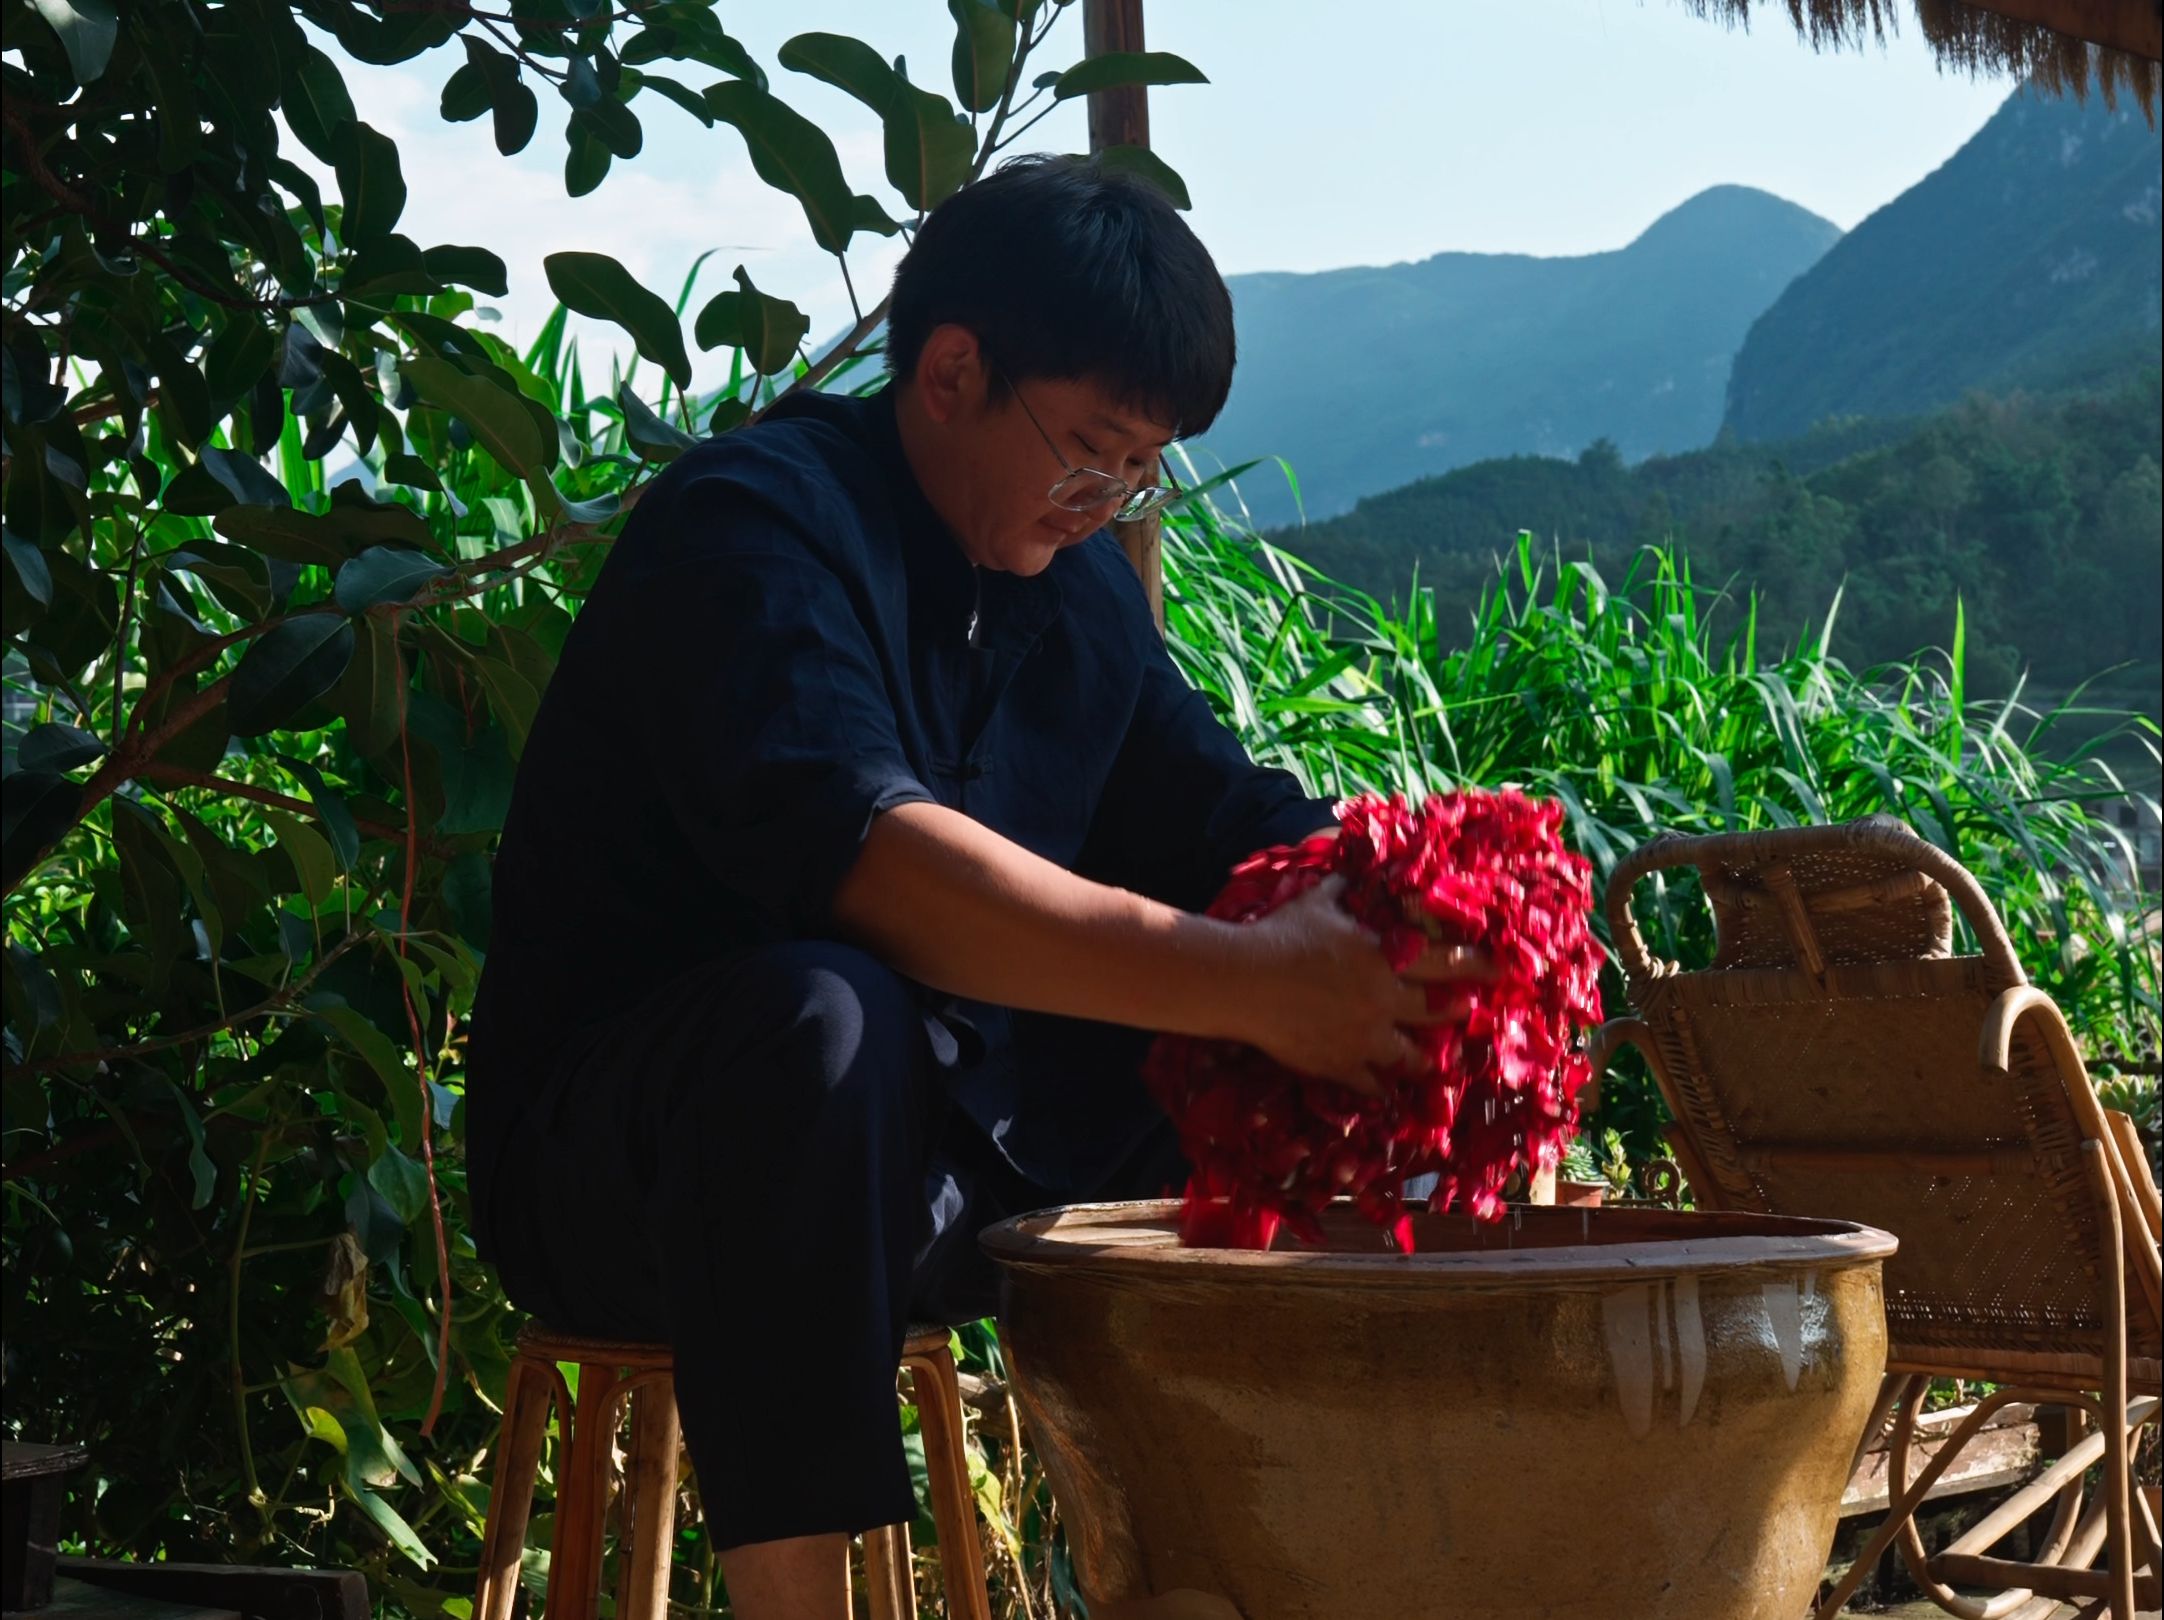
1052,50,1208,100
264,809,337,906
563,113,613,197
578,97,643,161
453,36,539,155
216,504,431,567
851,193,905,237
420,245,509,297
400,356,553,485
366,1142,428,1225
282,43,359,164
229,614,357,736
17,722,106,774
467,654,541,757
3,530,55,609
30,0,118,83
554,489,618,524
616,384,700,463
948,0,1016,114
657,10,765,86
0,772,78,885
316,350,382,457
334,546,451,614
405,695,513,835
340,233,436,298
778,31,895,114
3,941,64,1031
109,799,186,984
325,612,408,758
493,77,539,156
635,71,714,127
161,542,275,621
163,1079,217,1209
276,754,361,870
693,266,809,375
198,446,293,509
1084,143,1192,209
543,252,690,389
883,78,973,212
704,81,857,255
332,121,406,243
442,852,493,953
270,155,327,235
151,350,215,451
204,315,278,408
562,51,604,109
280,319,326,390
439,60,491,123
349,1487,433,1570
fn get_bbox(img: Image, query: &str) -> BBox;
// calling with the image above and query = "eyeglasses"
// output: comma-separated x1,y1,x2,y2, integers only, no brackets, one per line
999,368,1184,523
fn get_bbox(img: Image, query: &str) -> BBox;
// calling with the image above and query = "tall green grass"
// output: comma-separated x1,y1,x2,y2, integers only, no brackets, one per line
1161,476,2162,1161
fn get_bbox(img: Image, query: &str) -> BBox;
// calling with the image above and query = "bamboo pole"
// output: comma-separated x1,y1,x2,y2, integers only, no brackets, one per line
1081,0,1166,631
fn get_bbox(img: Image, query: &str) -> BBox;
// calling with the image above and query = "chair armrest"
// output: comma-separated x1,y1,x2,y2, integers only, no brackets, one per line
1583,1018,1649,1116
1980,985,2163,1326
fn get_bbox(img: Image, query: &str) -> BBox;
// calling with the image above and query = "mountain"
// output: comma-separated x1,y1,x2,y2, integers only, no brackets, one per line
1272,366,2163,702
1194,186,1840,528
1724,87,2163,442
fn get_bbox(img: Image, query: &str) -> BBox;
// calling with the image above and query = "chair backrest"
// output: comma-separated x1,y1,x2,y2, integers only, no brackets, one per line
1603,815,2160,1382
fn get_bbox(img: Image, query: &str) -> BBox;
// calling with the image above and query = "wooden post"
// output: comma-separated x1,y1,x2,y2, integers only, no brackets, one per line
1082,0,1165,631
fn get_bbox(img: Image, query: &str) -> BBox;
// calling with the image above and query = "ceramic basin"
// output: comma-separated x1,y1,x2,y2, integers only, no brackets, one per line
982,1200,1896,1620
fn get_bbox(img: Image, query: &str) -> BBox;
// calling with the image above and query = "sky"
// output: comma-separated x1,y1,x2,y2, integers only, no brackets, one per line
317,0,2015,390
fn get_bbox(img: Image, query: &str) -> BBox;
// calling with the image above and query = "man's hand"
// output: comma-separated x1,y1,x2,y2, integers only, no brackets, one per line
1221,876,1490,1095
831,803,1484,1099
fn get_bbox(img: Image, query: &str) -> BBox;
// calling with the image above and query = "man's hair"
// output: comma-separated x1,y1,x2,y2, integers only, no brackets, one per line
885,154,1236,439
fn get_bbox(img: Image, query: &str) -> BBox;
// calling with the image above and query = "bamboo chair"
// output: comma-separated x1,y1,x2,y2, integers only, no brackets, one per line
1590,816,2161,1620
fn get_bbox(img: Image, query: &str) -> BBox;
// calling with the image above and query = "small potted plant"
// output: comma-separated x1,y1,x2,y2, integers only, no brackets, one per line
1556,1126,1632,1207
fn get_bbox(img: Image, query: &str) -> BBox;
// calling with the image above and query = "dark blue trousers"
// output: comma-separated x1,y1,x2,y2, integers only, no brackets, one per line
470,940,1184,1548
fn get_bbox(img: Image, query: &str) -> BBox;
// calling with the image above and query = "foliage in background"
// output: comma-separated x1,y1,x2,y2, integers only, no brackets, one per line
1160,498,2161,1168
1281,367,2164,701
0,0,1202,1607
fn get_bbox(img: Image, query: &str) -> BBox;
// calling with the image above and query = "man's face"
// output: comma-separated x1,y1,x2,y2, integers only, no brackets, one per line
897,324,1175,575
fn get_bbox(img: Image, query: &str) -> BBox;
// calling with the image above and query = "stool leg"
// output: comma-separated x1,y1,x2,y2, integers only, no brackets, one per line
475,1358,553,1620
903,1347,991,1620
863,1524,916,1620
617,1376,681,1620
546,1364,630,1620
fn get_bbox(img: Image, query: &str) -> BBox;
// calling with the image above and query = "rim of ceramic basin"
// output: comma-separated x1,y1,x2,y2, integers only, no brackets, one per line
979,1198,1898,1288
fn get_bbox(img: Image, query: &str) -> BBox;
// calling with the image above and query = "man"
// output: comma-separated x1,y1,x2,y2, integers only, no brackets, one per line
467,154,1476,1617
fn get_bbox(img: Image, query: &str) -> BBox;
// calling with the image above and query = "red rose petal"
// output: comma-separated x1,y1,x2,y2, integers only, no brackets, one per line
1145,790,1606,1250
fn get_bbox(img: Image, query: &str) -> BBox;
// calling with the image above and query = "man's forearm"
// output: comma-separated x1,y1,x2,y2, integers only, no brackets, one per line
828,801,1253,1038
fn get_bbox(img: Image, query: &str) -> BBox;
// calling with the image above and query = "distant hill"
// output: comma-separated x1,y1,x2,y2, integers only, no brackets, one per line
1271,367,2162,699
1193,186,1840,528
1725,87,2163,442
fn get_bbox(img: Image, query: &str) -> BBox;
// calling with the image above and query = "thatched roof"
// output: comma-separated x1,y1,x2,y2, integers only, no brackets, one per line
1680,0,2160,113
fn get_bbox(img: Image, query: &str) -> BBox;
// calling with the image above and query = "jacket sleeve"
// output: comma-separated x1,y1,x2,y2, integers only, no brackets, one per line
626,481,935,935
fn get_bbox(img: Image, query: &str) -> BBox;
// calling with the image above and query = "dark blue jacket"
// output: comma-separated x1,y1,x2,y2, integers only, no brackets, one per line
470,384,1331,1189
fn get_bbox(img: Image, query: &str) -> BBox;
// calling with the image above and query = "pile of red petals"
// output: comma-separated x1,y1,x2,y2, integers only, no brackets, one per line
1144,789,1603,1252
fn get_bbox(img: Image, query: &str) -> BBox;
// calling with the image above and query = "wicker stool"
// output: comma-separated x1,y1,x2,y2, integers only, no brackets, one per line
472,1321,991,1620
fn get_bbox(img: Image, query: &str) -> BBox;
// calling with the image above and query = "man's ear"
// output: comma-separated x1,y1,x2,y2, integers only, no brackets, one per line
913,324,989,427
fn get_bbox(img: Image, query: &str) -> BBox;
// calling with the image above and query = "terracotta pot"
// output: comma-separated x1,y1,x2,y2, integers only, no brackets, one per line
983,1200,1895,1620
1554,1177,1607,1208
